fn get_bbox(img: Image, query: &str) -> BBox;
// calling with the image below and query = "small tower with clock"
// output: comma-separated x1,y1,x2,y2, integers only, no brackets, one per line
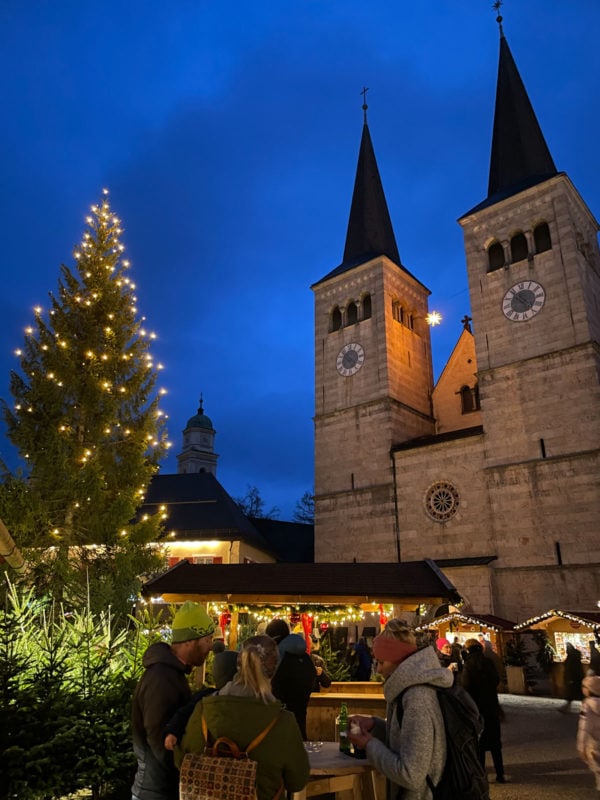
311,101,436,562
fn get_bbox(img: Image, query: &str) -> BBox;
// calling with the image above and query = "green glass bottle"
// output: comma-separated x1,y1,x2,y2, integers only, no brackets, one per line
338,702,351,753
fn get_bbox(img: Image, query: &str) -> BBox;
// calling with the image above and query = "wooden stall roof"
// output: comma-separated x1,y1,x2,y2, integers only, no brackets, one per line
514,609,600,631
141,558,461,605
415,611,515,633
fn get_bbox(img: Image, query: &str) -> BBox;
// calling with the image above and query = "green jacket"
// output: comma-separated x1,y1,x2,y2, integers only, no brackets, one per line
175,693,310,800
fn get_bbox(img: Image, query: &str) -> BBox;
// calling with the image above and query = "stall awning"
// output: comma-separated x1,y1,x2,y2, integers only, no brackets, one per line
514,609,600,631
141,558,461,605
415,611,515,633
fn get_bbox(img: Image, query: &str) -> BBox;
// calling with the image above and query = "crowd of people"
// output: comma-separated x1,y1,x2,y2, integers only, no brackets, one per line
130,602,600,800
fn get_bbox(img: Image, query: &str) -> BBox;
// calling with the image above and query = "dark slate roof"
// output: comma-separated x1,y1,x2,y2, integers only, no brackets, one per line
250,517,314,563
142,472,273,554
391,425,484,454
433,556,497,568
462,30,557,217
312,122,429,291
141,558,462,605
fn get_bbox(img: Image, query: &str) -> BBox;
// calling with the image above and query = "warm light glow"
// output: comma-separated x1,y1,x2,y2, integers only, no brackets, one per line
426,311,442,326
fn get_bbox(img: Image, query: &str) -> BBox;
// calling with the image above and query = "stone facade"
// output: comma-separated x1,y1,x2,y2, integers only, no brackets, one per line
313,77,600,624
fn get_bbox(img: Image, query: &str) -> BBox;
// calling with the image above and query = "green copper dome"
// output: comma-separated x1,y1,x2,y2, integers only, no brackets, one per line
185,398,214,430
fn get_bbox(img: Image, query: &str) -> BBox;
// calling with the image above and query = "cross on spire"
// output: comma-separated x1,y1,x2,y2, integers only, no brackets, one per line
361,86,369,123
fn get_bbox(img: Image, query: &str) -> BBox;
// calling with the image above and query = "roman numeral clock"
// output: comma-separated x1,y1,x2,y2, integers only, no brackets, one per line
336,342,365,377
501,280,546,322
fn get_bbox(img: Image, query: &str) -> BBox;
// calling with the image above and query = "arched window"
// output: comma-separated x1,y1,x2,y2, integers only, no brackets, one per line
473,383,480,410
331,306,342,331
460,385,474,414
362,294,372,320
510,232,528,263
346,301,358,325
534,222,552,254
487,241,505,272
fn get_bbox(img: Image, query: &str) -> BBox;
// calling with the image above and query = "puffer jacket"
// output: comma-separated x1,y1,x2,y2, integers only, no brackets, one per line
131,642,192,800
366,646,453,800
577,695,600,778
175,687,310,800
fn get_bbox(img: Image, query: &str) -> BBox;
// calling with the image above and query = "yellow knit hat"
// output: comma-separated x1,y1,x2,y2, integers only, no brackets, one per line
171,602,215,643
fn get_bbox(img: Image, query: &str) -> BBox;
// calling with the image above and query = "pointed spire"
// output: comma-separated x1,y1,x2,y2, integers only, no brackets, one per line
487,13,557,200
342,99,401,268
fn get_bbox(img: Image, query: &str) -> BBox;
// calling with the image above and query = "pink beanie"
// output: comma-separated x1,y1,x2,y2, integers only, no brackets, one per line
372,634,417,665
436,638,450,651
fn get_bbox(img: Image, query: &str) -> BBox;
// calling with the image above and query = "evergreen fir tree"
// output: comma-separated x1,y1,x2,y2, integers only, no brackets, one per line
0,190,169,619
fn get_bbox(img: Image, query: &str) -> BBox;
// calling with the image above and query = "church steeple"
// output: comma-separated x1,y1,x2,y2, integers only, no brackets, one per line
342,118,401,269
176,394,219,476
487,14,557,202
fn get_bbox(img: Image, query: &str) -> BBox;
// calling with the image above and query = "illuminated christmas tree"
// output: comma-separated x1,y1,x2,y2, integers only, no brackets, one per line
1,190,169,617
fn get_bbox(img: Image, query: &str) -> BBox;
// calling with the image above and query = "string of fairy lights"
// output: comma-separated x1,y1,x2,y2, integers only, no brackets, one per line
11,189,172,540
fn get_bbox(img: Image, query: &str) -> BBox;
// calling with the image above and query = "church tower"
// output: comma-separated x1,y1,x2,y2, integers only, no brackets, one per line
312,105,435,562
176,396,219,476
458,15,600,584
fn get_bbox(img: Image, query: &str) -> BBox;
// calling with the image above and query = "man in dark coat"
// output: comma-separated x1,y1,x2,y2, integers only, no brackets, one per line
560,642,585,712
461,638,507,783
131,602,215,800
266,618,316,739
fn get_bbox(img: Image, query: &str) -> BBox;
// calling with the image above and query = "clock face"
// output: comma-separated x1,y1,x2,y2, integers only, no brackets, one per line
502,281,546,322
336,342,365,377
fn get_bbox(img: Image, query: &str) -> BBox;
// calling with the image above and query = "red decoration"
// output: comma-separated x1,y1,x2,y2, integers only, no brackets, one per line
319,622,329,633
289,612,301,625
379,603,387,626
301,613,313,654
219,611,231,629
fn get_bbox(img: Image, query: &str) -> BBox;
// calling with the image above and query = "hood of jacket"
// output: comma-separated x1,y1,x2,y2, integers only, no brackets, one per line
278,633,307,658
383,645,453,703
201,693,286,748
142,641,190,674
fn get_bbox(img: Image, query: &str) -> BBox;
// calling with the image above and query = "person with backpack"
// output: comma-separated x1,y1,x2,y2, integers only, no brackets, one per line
347,618,453,800
175,634,309,800
461,638,507,783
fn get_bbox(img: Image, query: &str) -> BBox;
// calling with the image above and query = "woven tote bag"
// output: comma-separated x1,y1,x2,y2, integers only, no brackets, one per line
179,713,282,800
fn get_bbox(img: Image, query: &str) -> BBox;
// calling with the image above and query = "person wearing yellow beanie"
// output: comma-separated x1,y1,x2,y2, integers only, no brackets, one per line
131,602,215,800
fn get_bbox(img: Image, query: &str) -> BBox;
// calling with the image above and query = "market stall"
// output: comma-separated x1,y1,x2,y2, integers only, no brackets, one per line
415,611,515,658
514,609,600,661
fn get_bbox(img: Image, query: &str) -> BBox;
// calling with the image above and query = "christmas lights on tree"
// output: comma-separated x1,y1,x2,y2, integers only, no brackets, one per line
0,190,170,617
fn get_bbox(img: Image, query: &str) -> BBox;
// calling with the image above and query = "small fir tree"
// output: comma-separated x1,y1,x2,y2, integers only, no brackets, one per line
0,191,168,618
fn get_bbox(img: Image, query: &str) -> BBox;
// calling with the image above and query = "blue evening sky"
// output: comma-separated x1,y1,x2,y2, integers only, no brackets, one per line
1,1,598,519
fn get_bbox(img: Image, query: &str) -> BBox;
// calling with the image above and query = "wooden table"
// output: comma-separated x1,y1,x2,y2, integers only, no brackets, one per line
291,741,382,800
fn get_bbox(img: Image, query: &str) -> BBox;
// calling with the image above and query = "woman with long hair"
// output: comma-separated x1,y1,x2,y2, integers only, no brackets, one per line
176,635,309,800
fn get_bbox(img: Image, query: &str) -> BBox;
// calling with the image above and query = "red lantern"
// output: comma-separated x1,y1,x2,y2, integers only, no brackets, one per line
379,604,387,626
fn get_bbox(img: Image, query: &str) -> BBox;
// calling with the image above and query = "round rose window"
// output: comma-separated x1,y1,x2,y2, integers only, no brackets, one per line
424,481,460,522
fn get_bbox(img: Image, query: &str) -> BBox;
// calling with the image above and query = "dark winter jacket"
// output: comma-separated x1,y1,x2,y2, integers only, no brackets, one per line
367,646,452,800
311,653,332,692
175,687,310,799
271,633,316,738
131,642,192,800
460,647,502,751
564,644,585,701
